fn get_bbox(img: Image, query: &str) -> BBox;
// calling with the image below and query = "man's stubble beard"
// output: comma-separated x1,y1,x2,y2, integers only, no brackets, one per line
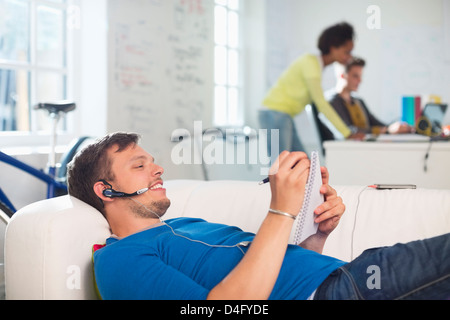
129,197,171,220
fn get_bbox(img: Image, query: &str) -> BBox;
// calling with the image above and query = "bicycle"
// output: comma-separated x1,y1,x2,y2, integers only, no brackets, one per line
0,101,91,223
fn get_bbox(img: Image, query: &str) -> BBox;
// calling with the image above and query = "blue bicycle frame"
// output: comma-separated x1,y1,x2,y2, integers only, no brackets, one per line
0,150,67,213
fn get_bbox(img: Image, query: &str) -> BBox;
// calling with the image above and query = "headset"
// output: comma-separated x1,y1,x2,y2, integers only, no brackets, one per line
99,179,149,198
99,179,249,254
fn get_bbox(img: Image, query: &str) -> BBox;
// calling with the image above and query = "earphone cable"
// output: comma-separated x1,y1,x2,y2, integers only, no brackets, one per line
127,197,246,255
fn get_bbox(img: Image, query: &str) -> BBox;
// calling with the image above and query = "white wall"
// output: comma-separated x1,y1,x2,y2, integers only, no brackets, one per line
242,0,267,129
266,0,450,125
4,0,450,209
71,0,450,140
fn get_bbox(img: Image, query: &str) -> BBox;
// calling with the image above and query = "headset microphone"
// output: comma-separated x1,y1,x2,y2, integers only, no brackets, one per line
103,188,149,198
99,179,149,198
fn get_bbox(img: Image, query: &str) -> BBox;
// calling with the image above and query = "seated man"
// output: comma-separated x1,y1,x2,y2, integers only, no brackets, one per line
329,57,413,136
67,132,450,300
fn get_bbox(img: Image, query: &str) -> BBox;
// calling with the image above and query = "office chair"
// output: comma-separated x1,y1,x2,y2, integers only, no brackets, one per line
305,104,335,157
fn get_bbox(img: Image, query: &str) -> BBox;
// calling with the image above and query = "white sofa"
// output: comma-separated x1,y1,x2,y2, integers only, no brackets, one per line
4,179,450,299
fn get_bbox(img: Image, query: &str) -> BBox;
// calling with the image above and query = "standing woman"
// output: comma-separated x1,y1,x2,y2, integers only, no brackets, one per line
260,22,358,157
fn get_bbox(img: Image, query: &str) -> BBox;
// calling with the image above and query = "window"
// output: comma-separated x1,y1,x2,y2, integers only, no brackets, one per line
214,0,243,126
0,0,73,133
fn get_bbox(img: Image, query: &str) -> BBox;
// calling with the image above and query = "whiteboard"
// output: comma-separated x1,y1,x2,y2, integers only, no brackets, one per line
107,0,213,179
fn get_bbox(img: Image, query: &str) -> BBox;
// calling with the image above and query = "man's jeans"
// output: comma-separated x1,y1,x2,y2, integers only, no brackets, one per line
314,233,450,299
258,109,305,162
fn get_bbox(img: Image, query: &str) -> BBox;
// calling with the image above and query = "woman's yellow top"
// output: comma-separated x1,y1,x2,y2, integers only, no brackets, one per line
263,54,351,138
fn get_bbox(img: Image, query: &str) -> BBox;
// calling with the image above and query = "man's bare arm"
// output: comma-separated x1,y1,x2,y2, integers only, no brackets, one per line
207,151,309,300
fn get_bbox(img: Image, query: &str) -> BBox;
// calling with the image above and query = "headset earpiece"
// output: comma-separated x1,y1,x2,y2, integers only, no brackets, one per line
99,179,118,198
98,179,149,198
103,188,123,198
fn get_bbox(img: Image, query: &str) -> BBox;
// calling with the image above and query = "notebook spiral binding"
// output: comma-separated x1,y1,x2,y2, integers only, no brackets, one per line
293,151,320,245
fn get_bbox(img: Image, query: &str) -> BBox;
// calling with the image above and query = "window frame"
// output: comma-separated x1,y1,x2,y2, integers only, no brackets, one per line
0,0,77,148
213,0,244,127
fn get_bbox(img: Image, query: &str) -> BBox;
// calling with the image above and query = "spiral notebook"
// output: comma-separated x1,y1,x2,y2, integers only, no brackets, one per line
291,151,324,245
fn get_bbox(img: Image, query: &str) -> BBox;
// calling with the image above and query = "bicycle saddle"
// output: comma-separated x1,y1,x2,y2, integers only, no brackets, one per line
34,101,76,114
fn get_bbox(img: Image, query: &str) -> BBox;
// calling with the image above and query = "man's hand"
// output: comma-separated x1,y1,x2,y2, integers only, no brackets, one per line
299,167,345,253
314,167,345,236
268,151,310,217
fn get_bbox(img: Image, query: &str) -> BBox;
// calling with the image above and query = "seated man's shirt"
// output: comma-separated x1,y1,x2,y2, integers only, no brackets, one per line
93,217,346,300
329,93,386,134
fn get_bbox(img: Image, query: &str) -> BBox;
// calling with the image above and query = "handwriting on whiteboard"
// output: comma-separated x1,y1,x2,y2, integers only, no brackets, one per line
109,0,212,137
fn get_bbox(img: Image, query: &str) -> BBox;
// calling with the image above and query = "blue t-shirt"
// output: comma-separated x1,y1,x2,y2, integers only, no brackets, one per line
93,218,346,300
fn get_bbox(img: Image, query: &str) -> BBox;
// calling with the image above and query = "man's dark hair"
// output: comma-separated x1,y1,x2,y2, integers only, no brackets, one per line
345,56,366,73
318,22,355,55
67,132,141,215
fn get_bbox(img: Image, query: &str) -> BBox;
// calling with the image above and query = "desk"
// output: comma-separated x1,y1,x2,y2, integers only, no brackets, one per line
323,140,450,189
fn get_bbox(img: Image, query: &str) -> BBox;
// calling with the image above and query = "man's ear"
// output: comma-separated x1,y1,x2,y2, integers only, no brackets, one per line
93,181,114,202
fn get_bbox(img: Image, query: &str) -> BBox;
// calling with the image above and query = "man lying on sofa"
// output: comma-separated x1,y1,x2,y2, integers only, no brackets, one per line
67,132,450,300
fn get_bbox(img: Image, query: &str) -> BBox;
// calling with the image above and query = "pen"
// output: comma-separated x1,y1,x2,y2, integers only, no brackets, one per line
369,184,416,190
258,159,305,185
